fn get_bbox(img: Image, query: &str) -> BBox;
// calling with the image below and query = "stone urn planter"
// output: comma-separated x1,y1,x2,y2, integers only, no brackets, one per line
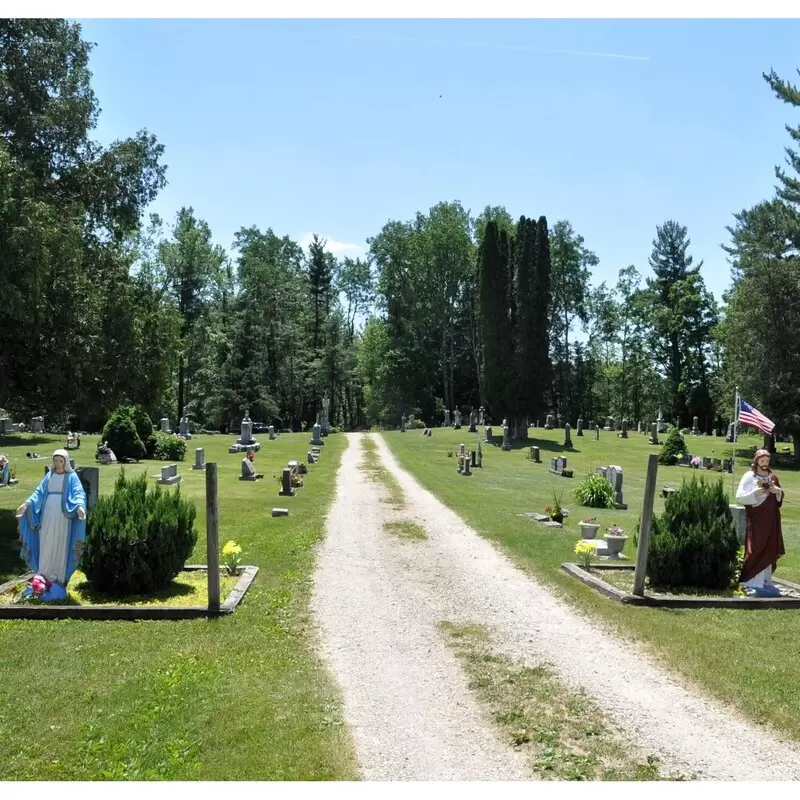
603,534,628,559
579,522,600,539
550,512,564,524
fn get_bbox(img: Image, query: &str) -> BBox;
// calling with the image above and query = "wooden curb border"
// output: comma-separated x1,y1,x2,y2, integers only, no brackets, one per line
561,562,800,609
0,564,259,621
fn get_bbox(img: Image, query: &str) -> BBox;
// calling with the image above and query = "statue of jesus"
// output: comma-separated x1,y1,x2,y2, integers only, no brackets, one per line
736,448,785,597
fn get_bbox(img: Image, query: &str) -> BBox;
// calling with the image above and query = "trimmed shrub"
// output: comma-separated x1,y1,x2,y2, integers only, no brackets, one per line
101,409,146,461
408,419,426,429
124,405,157,458
153,432,187,461
658,426,688,465
646,475,739,590
574,473,615,509
81,470,197,594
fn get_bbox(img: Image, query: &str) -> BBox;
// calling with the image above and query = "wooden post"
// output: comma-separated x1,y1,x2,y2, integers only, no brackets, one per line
206,462,220,611
632,454,659,597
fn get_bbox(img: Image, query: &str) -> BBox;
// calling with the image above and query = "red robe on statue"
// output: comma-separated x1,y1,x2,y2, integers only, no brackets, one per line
740,474,785,584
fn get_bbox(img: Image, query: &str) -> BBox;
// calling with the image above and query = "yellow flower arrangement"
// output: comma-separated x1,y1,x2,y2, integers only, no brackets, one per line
574,540,595,569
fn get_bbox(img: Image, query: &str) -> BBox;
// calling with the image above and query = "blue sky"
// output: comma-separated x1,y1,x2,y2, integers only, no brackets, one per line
78,18,800,302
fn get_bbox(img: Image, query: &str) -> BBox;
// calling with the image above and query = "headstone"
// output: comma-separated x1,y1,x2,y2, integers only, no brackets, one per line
156,464,181,485
479,406,485,425
620,419,628,439
576,418,584,437
468,409,478,433
544,414,554,430
191,447,206,470
272,508,290,517
607,465,628,509
702,456,712,469
563,423,572,449
471,449,477,468
730,504,747,545
321,391,331,435
604,416,615,431
637,421,642,434
692,416,700,436
0,418,12,433
453,409,462,429
712,458,722,470
462,453,472,476
239,411,253,444
240,458,260,481
649,422,659,445
160,417,170,434
179,411,191,439
501,425,511,451
722,458,733,473
550,456,559,473
311,422,324,446
75,466,99,512
726,422,735,443
484,426,493,443
308,450,317,464
400,414,407,433
31,416,44,434
476,441,483,468
530,446,541,463
550,456,567,475
269,425,276,440
278,467,295,497
594,425,600,442
444,409,450,427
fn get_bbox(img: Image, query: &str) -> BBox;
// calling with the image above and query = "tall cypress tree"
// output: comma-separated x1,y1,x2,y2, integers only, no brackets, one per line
531,215,553,424
478,221,509,422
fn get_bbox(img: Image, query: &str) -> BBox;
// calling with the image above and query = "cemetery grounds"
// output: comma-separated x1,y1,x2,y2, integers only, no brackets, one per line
382,425,800,743
0,431,358,780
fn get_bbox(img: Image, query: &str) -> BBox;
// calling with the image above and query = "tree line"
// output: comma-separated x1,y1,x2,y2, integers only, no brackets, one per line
2,20,800,461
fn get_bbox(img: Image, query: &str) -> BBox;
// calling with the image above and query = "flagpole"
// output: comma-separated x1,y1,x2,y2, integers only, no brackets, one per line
731,386,739,496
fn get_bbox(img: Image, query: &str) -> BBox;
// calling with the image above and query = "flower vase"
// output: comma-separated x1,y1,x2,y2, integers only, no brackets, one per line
550,513,564,524
579,523,600,539
603,534,628,559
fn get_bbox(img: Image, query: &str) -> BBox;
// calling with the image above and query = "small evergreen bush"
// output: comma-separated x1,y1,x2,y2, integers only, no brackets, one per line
574,473,615,508
81,470,197,594
124,404,157,458
658,426,688,465
408,419,426,429
153,432,187,461
101,409,146,461
646,475,739,590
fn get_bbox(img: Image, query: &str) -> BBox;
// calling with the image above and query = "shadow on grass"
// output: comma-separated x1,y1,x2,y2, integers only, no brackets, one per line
69,578,197,606
0,435,60,449
0,508,25,582
736,444,800,471
490,436,584,454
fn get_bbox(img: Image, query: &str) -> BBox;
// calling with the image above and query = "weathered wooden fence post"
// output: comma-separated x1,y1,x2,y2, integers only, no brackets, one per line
206,462,220,611
632,454,659,597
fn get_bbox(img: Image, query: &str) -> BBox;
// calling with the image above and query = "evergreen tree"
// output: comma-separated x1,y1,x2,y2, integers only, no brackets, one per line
531,216,553,424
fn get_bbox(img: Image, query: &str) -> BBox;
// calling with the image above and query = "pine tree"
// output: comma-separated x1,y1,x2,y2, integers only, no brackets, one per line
532,216,553,424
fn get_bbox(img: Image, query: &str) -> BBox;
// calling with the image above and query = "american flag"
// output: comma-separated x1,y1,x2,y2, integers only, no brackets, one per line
738,398,775,435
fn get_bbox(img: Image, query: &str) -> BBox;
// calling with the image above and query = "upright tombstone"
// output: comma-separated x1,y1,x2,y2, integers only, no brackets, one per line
476,441,483,468
530,445,541,463
620,419,629,439
479,406,486,425
576,418,584,437
604,416,615,431
156,464,181,486
501,425,511,452
484,426,494,444
230,409,261,453
692,416,700,436
31,416,44,434
278,467,295,497
311,422,324,446
607,465,628,510
444,409,450,427
637,421,642,434
75,466,99,512
160,417,170,434
462,452,472,476
725,422,735,443
240,458,260,481
544,414,554,430
649,422,660,446
269,425,276,440
453,410,462,429
321,390,331,435
0,417,11,433
594,424,600,442
192,447,206,470
468,409,478,433
179,410,191,439
400,414,407,433
563,423,572,449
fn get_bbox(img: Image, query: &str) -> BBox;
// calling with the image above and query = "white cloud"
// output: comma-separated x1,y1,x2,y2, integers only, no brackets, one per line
298,232,365,256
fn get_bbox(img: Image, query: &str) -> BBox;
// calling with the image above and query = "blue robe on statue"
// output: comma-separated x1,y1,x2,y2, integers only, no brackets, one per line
18,470,87,600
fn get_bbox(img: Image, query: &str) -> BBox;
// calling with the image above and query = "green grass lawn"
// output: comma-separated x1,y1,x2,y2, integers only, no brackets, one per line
0,431,359,780
382,426,800,741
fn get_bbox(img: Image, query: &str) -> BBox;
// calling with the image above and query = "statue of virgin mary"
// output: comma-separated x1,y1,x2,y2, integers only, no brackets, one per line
15,449,87,601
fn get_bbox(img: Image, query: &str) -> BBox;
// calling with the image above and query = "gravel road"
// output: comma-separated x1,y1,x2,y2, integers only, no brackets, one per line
310,433,800,780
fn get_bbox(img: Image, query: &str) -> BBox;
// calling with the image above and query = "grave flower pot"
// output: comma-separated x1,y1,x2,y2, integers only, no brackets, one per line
603,534,628,559
549,512,564,524
579,523,600,539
